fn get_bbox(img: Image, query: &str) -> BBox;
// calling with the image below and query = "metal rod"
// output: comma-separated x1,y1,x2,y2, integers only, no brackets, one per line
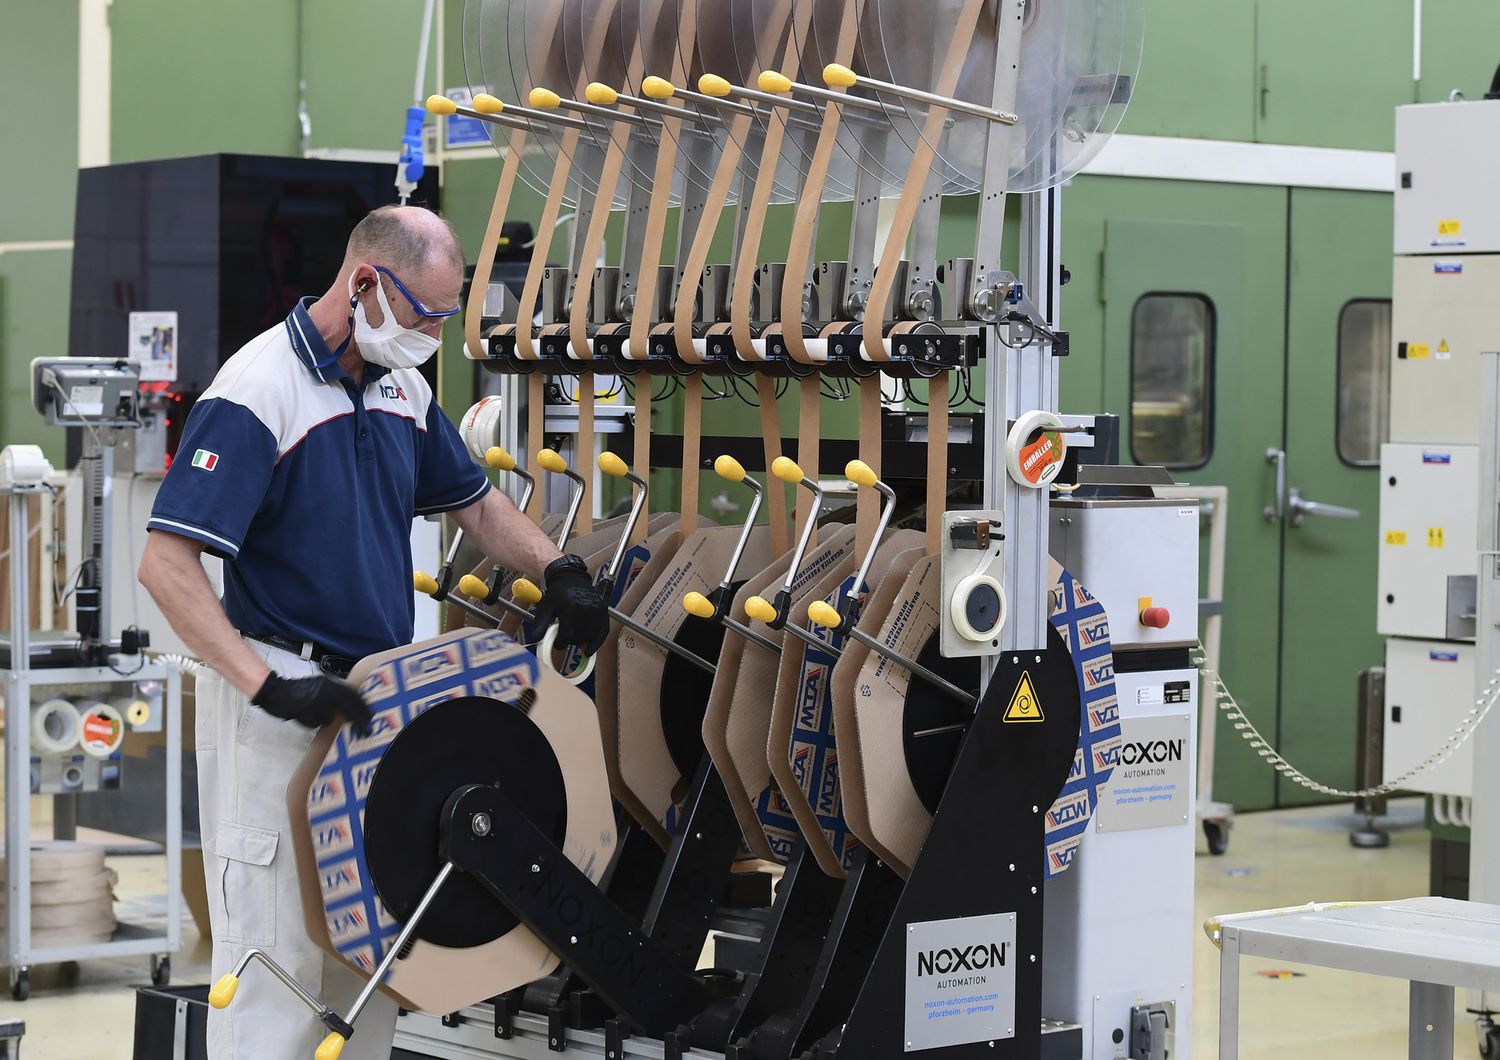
849,480,897,599
455,103,587,133
611,91,720,127
725,84,822,117
722,615,783,656
852,74,1018,125
780,478,826,592
555,97,661,129
603,471,649,584
780,81,889,115
554,469,587,548
228,949,331,1018
717,478,764,591
611,608,717,673
846,625,973,705
348,862,456,1024
674,86,757,117
513,471,537,515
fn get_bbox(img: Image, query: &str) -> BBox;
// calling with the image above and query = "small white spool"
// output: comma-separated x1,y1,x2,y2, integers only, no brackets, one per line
1005,410,1067,489
31,699,81,754
538,624,596,687
459,396,506,463
113,695,151,727
950,573,1008,643
76,701,126,758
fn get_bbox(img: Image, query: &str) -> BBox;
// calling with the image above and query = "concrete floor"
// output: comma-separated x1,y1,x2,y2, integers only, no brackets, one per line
1,797,1483,1058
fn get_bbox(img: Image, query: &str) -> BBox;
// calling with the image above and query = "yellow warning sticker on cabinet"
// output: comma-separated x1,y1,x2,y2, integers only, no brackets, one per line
1428,527,1445,548
1003,671,1044,723
1408,343,1431,360
1437,340,1451,360
1385,531,1408,546
1439,219,1462,236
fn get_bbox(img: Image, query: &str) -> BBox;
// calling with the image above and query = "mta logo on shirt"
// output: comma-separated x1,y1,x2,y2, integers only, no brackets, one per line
378,383,407,402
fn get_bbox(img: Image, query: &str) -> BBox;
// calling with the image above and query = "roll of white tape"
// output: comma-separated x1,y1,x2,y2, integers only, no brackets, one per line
1005,410,1067,489
31,699,81,754
115,696,151,727
1,444,52,488
950,573,1008,643
77,702,125,758
459,396,506,464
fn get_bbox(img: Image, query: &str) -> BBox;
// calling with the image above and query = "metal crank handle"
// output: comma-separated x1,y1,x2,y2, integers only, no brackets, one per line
414,570,507,627
514,577,716,676
843,459,898,619
484,444,537,516
597,451,648,588
820,64,1019,125
454,573,535,623
528,87,662,129
754,70,887,116
425,93,588,132
537,448,587,547
711,454,765,592
808,602,973,706
641,75,757,118
209,863,456,1060
505,577,597,686
682,592,781,655
586,82,719,127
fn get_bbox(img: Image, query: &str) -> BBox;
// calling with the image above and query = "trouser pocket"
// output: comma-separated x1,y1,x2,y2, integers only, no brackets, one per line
210,822,280,948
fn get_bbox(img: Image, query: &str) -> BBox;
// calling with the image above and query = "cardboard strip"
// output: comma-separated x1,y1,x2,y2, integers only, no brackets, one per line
925,371,948,555
632,378,653,547
855,376,882,555
755,376,790,555
703,525,858,862
288,628,615,1014
796,378,821,540
614,525,776,835
767,529,922,877
464,126,530,361
680,373,703,534
577,372,594,533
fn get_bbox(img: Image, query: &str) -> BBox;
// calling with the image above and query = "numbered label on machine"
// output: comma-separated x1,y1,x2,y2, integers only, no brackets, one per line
940,510,1007,658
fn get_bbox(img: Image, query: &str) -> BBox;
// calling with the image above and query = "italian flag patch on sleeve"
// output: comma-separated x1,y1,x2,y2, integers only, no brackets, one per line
191,449,219,471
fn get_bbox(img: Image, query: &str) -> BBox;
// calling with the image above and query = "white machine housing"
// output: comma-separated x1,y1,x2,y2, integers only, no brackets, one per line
1376,443,1477,641
1394,101,1500,257
1382,636,1475,799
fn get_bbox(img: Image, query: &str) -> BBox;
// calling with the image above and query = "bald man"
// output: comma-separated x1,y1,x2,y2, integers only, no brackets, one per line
139,205,608,1057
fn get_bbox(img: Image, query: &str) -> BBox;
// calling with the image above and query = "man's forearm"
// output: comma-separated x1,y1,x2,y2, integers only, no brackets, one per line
138,535,271,696
450,488,562,581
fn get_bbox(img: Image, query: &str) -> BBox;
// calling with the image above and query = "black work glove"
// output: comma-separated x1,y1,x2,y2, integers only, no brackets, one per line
252,673,374,736
531,554,610,656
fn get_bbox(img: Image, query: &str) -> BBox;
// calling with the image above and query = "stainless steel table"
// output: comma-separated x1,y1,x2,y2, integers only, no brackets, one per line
1215,897,1500,1059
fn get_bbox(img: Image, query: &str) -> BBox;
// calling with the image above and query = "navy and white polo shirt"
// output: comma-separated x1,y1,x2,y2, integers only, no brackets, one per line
148,298,489,658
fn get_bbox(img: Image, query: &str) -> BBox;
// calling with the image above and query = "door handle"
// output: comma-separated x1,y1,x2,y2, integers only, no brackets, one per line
1288,487,1360,528
1263,448,1286,523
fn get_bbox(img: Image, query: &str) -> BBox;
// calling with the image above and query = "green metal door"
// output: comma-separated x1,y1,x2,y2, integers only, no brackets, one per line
1273,188,1392,805
1087,180,1291,812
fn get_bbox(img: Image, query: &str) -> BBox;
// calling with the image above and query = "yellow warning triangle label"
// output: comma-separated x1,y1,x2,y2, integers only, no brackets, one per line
1003,671,1044,723
1439,339,1450,353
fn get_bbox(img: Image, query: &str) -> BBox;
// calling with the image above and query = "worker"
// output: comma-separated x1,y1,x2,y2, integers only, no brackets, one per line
138,205,609,1059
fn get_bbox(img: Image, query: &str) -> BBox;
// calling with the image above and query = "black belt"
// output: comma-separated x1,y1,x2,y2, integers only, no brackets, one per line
244,633,358,680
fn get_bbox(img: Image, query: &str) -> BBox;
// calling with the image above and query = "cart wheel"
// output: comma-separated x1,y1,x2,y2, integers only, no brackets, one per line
151,955,171,987
1478,1016,1500,1057
10,969,29,1002
1203,819,1230,857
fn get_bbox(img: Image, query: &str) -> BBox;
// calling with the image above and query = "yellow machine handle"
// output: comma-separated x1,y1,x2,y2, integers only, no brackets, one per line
823,63,858,88
485,445,517,472
537,448,569,474
208,973,239,1009
457,574,491,600
807,601,842,629
413,571,439,596
512,578,544,606
758,71,793,94
682,591,716,619
844,459,878,489
586,82,620,105
698,74,732,97
529,87,563,110
472,93,505,114
771,456,804,484
315,1031,348,1060
425,94,458,116
713,455,747,482
744,596,778,624
642,76,676,99
598,452,630,478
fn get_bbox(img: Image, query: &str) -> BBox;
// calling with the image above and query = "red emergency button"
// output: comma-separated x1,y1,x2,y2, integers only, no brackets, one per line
1140,606,1171,628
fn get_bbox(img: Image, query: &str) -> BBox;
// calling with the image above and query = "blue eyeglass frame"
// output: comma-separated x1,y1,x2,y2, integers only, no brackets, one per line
374,265,462,319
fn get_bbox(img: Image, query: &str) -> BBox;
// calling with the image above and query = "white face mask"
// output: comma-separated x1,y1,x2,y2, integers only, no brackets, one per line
348,275,442,371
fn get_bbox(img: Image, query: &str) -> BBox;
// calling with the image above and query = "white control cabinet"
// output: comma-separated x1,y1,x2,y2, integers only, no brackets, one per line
1383,637,1475,799
1376,443,1477,640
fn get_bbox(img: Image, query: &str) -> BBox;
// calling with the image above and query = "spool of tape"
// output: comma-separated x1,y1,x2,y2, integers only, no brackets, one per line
459,396,506,463
116,696,151,727
1005,410,1067,488
950,573,1007,642
31,699,81,754
77,702,125,758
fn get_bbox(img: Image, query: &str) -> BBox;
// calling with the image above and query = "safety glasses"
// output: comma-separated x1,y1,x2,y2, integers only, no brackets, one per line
374,265,462,319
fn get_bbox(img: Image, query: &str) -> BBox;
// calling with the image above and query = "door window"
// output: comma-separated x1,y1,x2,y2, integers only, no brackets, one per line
1130,293,1215,468
1336,299,1391,466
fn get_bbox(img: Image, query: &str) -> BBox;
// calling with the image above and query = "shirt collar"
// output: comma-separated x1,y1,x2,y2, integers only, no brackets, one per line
285,297,390,386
